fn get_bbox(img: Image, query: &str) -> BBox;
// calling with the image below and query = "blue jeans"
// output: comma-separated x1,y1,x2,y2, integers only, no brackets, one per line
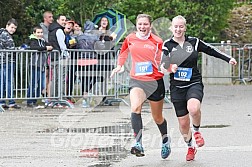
0,63,16,105
27,66,45,104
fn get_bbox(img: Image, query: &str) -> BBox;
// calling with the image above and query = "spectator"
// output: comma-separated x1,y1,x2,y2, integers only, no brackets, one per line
97,16,116,50
39,11,53,103
48,14,68,100
64,20,76,104
97,17,117,103
27,26,53,108
40,11,53,42
73,21,101,96
0,18,21,109
72,21,83,37
64,20,76,49
76,20,101,50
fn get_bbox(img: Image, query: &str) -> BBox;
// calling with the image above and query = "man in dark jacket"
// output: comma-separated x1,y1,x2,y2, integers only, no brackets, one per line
48,14,68,60
0,18,21,109
48,14,68,99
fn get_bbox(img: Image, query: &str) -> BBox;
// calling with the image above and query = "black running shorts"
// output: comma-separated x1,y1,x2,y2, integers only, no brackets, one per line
129,78,165,101
170,83,204,117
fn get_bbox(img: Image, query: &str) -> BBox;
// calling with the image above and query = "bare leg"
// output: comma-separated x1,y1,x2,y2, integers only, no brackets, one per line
129,87,146,114
187,98,201,127
149,99,164,124
187,98,204,148
177,114,192,143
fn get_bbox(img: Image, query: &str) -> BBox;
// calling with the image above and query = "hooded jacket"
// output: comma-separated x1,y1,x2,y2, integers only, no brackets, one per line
0,28,16,63
76,21,104,50
29,34,49,69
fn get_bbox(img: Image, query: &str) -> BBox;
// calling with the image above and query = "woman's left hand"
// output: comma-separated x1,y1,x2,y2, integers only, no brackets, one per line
229,58,237,65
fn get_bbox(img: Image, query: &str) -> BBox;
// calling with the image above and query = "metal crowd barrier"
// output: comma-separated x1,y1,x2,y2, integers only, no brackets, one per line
63,49,129,106
0,50,61,110
1,43,251,112
240,44,252,84
0,48,130,111
201,42,252,85
201,43,243,84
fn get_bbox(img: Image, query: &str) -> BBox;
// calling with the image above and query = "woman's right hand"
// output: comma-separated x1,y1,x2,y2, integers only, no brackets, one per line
170,64,178,73
110,65,122,78
160,63,168,73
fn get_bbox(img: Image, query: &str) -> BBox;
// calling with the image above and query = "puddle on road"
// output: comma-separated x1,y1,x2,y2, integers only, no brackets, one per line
80,145,128,166
37,123,132,134
36,123,132,166
79,142,129,166
77,125,131,166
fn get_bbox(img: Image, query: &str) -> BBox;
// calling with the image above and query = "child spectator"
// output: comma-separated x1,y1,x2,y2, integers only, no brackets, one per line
27,26,53,108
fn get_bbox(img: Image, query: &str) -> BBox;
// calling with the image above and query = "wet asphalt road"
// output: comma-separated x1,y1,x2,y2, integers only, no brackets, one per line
0,85,252,167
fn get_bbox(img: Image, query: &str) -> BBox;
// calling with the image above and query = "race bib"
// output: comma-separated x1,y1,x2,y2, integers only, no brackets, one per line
174,67,192,81
135,61,153,76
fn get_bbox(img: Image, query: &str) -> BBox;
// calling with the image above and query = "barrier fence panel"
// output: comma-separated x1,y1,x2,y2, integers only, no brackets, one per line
1,43,251,111
0,50,60,106
201,43,242,84
110,49,130,106
63,49,118,105
241,44,252,83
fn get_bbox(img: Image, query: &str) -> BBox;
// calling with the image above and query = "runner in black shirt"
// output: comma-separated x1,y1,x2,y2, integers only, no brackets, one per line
160,15,237,161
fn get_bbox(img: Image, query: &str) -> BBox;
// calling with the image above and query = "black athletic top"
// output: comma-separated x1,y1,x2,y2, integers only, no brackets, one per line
161,36,231,88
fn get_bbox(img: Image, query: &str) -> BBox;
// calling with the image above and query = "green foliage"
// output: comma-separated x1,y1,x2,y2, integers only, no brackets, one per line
117,0,235,42
0,0,236,45
62,0,120,25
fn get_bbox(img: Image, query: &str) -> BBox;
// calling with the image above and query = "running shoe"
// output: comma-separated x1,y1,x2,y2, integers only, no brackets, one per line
53,104,69,109
194,131,205,147
186,147,197,161
0,104,9,109
9,104,21,109
45,101,53,107
161,141,171,159
130,142,145,157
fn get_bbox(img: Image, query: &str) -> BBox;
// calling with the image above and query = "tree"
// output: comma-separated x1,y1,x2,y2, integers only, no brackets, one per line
1,0,235,44
64,0,119,24
116,0,235,42
0,0,33,45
